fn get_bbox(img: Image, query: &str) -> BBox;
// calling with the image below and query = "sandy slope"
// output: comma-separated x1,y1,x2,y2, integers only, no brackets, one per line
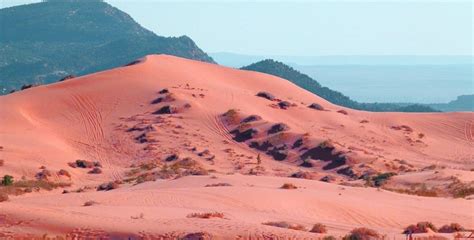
0,55,472,238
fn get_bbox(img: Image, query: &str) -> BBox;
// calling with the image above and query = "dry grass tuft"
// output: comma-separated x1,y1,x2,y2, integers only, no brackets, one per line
343,227,380,240
262,221,307,231
403,221,438,234
280,183,298,189
187,212,225,219
310,223,328,233
438,223,464,233
204,183,232,187
83,201,98,207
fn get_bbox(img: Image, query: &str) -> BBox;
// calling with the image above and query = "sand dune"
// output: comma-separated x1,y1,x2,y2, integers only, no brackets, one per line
0,55,472,239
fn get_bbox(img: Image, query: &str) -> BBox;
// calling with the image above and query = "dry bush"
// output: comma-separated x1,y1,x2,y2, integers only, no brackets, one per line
403,221,438,234
448,180,474,198
310,223,328,233
83,201,98,207
337,110,348,115
262,221,306,231
186,212,224,219
438,223,464,233
58,169,71,178
223,109,240,124
88,167,102,174
97,181,119,191
280,183,298,189
204,183,232,187
343,227,380,240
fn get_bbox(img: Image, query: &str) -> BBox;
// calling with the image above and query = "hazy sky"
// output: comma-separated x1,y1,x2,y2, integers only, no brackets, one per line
1,0,473,56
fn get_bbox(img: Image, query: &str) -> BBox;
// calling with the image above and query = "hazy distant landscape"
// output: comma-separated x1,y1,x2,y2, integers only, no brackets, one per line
294,64,473,103
212,52,473,104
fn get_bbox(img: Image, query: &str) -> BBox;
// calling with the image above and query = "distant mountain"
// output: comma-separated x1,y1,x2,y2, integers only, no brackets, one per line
212,52,474,68
241,59,439,112
0,0,214,94
429,95,474,112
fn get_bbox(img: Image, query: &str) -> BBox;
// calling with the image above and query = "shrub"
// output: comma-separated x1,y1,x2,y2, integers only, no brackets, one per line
88,167,102,174
343,227,380,240
83,201,98,207
262,221,306,231
204,183,232,187
438,223,464,233
187,212,224,219
1,175,14,186
403,222,437,234
310,223,328,233
97,181,119,191
280,183,298,189
337,110,348,115
370,172,396,187
58,169,71,178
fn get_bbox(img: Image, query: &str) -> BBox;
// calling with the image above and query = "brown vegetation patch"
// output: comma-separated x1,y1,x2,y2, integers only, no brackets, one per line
280,183,298,189
403,222,438,234
204,183,232,187
186,212,225,219
262,221,306,231
310,223,328,233
343,227,380,240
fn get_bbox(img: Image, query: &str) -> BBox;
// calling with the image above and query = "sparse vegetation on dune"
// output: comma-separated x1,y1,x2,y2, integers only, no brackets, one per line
310,223,328,233
403,221,438,234
438,223,464,233
204,183,232,187
187,212,225,219
262,221,307,231
343,227,381,240
0,177,71,200
280,183,298,189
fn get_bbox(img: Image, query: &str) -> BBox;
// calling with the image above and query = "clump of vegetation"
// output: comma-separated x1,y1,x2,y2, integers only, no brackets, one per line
447,179,474,198
187,212,225,219
57,169,71,178
1,175,14,186
337,109,348,115
204,183,232,187
343,227,380,240
83,200,98,207
438,223,464,233
88,167,102,174
223,109,240,124
280,183,298,189
403,222,438,234
365,172,396,187
262,221,306,231
323,236,337,240
384,184,439,197
68,159,101,169
309,223,327,233
97,181,120,191
1,178,71,200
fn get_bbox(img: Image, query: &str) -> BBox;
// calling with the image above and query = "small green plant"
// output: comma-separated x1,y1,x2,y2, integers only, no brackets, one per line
1,175,14,186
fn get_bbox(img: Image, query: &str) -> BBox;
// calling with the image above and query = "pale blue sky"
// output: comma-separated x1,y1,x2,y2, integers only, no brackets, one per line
1,0,473,56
